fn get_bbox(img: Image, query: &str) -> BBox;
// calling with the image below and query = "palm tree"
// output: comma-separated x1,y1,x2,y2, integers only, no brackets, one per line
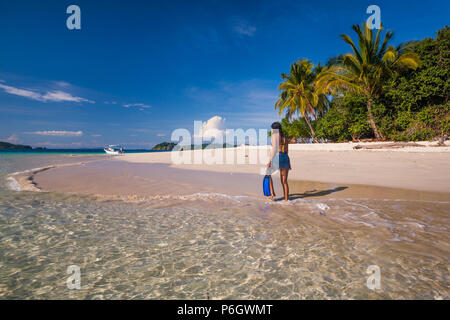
316,23,421,140
275,59,328,142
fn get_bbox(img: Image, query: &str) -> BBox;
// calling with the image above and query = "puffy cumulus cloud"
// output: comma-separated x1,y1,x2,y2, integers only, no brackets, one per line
25,130,83,136
199,116,226,140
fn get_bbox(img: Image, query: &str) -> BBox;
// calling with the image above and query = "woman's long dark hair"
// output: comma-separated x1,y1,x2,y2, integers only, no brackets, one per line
271,122,284,138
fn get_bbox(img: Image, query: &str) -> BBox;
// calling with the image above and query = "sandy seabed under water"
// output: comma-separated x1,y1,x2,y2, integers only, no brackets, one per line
0,153,449,299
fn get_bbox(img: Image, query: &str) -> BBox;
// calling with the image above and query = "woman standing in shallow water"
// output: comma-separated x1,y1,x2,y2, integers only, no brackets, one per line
267,122,291,201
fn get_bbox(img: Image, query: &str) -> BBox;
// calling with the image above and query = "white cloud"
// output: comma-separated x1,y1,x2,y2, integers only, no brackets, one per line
41,91,94,103
197,116,226,140
233,21,256,37
0,83,94,103
5,134,19,143
0,83,42,101
25,130,83,136
123,103,151,109
91,134,102,137
54,81,71,88
157,133,166,137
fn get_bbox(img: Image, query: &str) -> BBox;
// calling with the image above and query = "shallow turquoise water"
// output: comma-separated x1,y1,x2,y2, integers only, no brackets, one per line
0,153,449,299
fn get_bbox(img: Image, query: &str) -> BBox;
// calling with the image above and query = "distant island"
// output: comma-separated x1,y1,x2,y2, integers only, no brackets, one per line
0,141,33,150
152,142,177,151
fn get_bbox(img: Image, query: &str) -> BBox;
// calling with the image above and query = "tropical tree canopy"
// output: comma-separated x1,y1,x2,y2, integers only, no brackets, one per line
275,58,328,141
273,25,448,143
316,23,421,140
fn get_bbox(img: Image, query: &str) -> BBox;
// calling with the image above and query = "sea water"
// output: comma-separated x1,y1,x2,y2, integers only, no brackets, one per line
0,152,449,299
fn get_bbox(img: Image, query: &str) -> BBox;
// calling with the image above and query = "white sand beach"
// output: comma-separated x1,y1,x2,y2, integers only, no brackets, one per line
114,141,450,194
23,141,449,203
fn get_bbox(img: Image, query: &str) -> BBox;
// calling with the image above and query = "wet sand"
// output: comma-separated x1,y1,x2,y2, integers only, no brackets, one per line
115,146,450,194
32,159,450,202
27,143,450,201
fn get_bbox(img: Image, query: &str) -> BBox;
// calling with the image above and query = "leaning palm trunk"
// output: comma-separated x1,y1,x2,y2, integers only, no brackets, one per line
366,97,383,140
303,116,318,143
305,101,319,143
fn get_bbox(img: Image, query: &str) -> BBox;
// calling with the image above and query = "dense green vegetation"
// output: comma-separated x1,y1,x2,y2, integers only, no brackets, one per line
277,25,449,142
0,141,32,150
152,142,176,150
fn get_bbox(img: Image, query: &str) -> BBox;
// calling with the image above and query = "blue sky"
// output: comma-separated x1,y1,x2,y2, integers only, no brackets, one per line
0,0,448,148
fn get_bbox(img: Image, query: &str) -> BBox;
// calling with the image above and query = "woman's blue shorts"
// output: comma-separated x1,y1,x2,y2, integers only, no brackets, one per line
278,152,291,170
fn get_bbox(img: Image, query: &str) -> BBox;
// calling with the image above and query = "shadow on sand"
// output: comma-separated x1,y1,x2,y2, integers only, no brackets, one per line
273,186,348,201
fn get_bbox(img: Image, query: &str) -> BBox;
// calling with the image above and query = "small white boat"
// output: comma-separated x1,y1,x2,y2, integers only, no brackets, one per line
104,145,124,155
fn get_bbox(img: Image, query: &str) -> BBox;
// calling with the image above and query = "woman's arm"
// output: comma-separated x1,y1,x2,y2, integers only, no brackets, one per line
267,132,278,167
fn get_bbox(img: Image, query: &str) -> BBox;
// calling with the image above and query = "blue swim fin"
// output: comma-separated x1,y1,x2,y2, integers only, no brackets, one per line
263,175,272,197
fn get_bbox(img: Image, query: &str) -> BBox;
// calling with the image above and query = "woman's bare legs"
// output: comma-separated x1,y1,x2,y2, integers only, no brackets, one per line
280,168,289,201
269,176,276,199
